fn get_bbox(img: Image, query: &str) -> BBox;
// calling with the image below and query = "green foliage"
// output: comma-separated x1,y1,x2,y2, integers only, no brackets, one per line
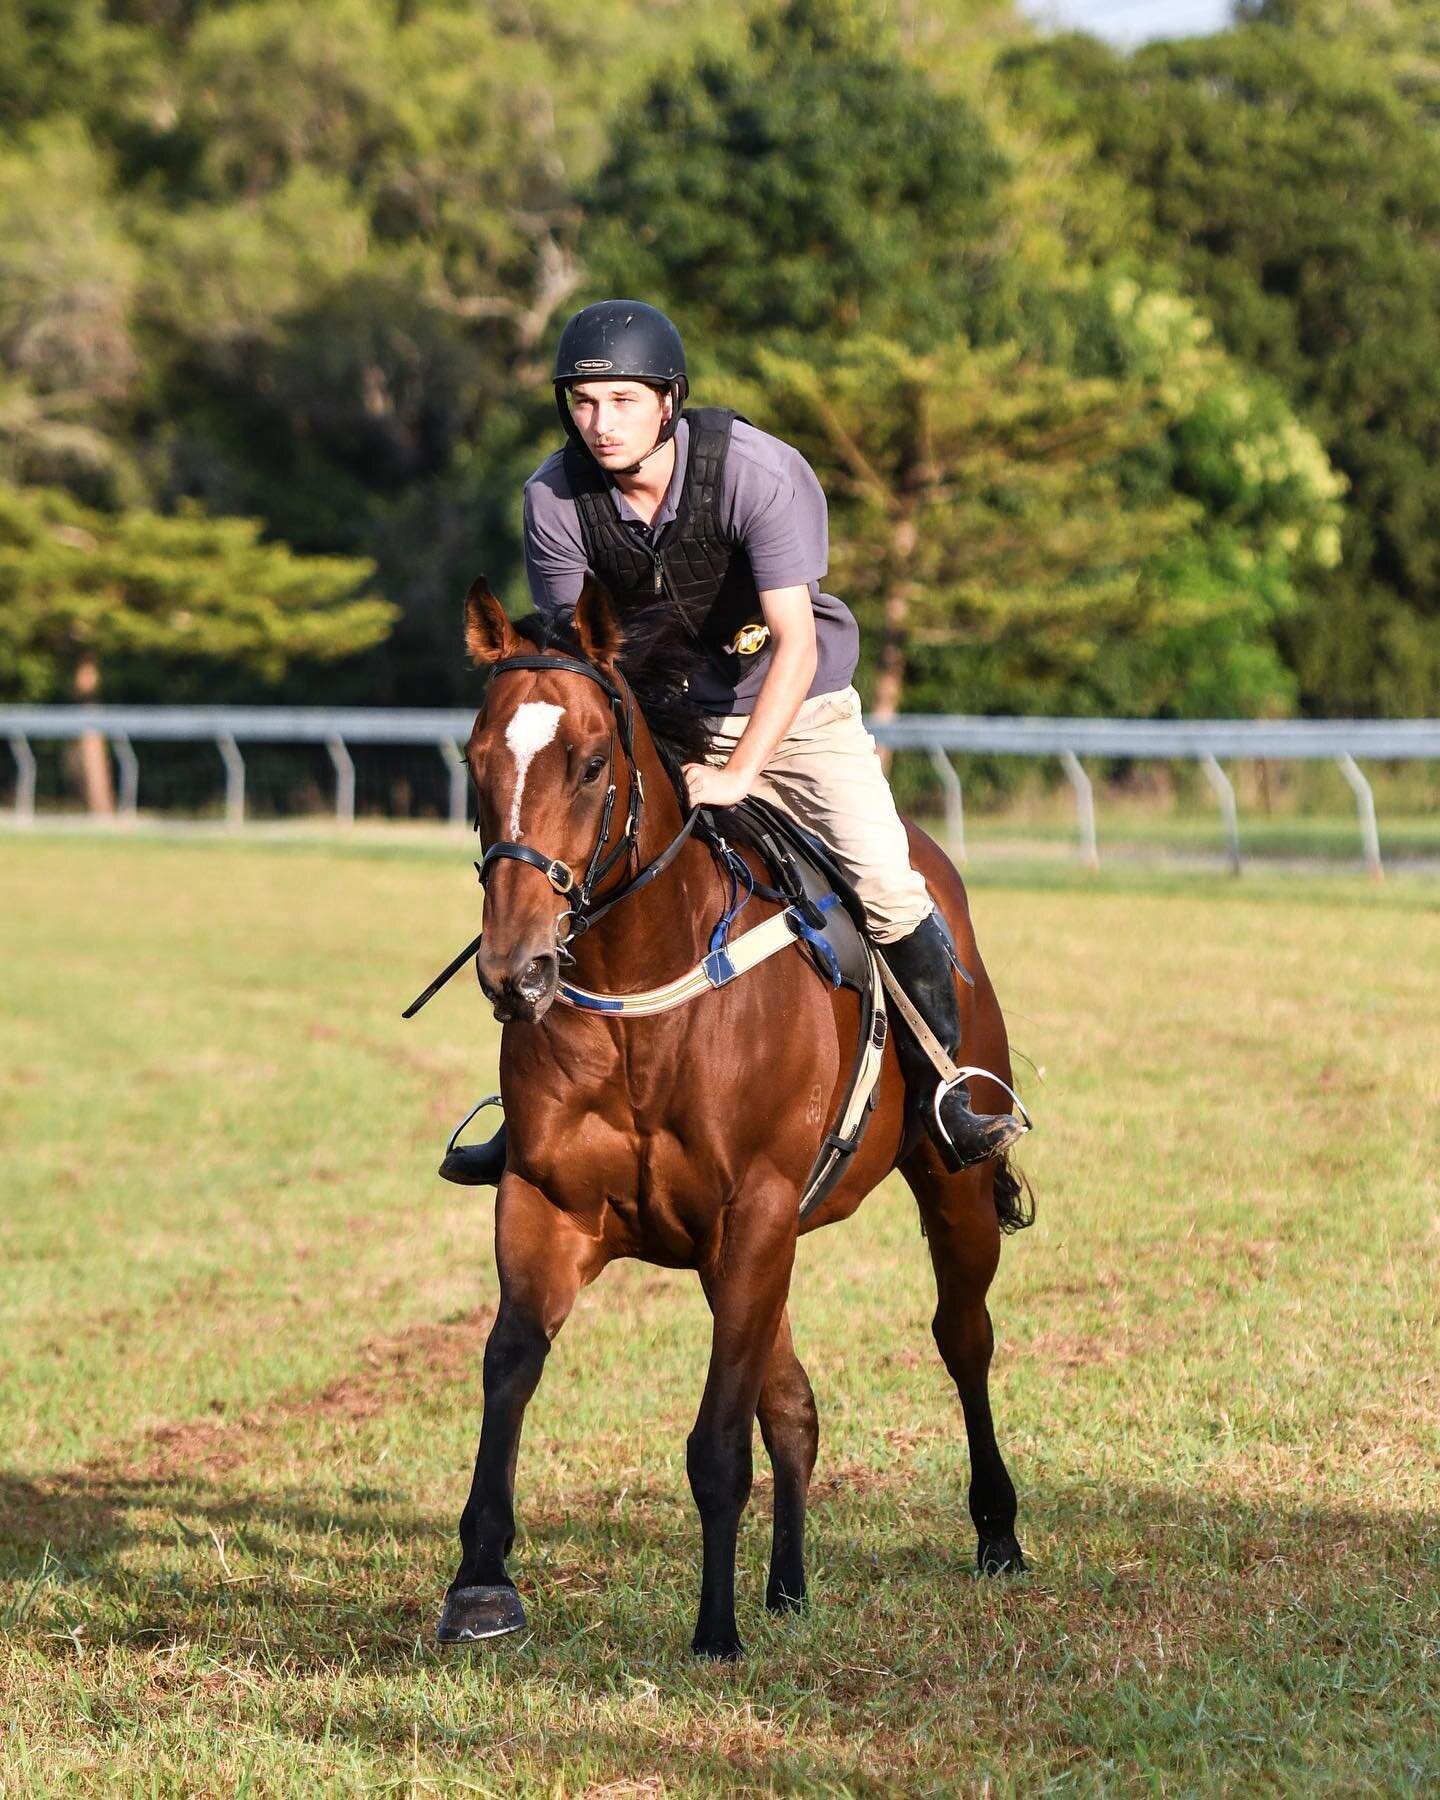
737,306,1342,719
1000,20,1440,713
585,0,1008,355
80,0,759,702
0,483,393,700
0,122,140,498
0,0,1428,719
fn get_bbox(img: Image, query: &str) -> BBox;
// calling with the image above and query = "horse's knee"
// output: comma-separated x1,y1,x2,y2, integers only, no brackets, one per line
686,1424,753,1517
483,1306,550,1394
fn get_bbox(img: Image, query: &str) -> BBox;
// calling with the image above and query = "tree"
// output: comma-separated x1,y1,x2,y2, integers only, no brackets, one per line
0,484,393,807
736,335,1192,726
0,122,141,500
732,283,1344,723
1000,23,1440,713
584,0,1009,361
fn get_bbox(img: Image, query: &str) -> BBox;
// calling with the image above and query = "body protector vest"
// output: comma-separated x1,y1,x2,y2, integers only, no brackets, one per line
562,408,770,694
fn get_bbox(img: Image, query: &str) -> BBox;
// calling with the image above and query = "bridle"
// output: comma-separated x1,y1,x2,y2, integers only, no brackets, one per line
477,650,701,936
401,649,699,1018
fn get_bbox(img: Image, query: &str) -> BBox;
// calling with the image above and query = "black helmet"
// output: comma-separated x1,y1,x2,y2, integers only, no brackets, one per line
553,300,689,471
554,300,687,389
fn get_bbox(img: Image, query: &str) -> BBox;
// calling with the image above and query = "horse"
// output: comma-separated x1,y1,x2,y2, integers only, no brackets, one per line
431,575,1033,1660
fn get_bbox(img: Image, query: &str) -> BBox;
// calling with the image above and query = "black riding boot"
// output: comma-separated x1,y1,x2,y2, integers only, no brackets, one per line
882,912,1027,1172
438,1123,508,1187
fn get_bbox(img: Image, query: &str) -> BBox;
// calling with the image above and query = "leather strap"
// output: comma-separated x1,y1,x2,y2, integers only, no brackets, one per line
874,955,964,1084
875,956,1033,1128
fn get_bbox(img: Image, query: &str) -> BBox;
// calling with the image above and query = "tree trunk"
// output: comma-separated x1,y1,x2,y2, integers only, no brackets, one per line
871,518,917,774
72,654,114,815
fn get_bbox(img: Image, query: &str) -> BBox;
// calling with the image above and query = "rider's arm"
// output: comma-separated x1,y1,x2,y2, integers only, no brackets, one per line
682,586,816,807
523,476,587,611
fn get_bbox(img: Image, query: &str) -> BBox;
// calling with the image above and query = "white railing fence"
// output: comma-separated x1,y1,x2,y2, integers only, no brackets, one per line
4,705,1438,877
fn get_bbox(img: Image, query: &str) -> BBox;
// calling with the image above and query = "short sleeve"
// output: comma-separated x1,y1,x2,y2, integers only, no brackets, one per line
723,432,829,592
523,475,588,613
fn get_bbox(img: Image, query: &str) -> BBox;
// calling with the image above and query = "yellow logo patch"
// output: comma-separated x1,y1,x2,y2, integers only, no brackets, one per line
726,623,771,657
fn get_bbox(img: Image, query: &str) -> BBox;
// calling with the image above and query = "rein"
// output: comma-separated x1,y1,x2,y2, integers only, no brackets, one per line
402,648,700,1020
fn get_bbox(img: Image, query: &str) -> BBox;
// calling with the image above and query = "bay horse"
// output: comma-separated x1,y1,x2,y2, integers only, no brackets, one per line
435,577,1032,1660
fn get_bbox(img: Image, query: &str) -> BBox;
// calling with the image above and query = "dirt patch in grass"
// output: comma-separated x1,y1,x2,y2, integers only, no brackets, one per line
132,1304,494,1481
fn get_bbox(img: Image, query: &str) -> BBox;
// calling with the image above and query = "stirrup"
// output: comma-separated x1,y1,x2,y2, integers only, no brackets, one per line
438,1094,504,1186
932,1067,1032,1171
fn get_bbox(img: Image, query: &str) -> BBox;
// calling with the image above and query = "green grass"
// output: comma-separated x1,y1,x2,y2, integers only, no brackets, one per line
2,836,1437,1796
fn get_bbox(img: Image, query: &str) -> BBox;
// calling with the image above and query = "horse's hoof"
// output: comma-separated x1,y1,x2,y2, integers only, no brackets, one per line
691,1633,745,1661
977,1535,1027,1575
436,1583,527,1643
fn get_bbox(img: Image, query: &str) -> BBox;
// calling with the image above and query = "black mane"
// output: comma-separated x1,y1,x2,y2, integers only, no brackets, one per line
510,612,716,804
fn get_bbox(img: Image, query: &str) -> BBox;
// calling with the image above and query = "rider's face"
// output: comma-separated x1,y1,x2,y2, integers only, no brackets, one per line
567,381,671,473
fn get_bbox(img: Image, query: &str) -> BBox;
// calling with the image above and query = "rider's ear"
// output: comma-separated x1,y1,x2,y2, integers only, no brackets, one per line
464,576,522,665
573,575,626,672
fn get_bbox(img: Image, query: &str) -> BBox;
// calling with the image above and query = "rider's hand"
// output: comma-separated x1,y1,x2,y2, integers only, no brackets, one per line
682,762,753,809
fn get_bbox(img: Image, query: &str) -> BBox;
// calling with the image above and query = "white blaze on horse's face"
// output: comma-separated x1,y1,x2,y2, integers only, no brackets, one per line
504,701,565,838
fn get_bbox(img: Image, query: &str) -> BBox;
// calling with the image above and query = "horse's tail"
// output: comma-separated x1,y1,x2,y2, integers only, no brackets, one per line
992,1150,1036,1235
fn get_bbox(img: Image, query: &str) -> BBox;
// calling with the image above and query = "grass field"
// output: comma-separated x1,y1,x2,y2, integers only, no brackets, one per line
2,835,1436,1796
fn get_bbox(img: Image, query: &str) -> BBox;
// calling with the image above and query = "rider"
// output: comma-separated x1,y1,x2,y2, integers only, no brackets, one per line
441,300,1025,1186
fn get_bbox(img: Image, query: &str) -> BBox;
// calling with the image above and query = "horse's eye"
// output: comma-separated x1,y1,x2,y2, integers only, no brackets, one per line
581,754,607,786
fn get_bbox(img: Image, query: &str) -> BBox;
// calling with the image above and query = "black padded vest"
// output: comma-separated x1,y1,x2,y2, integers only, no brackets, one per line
563,408,768,691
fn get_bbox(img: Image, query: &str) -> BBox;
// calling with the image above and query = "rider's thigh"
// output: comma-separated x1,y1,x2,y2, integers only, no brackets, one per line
750,689,932,944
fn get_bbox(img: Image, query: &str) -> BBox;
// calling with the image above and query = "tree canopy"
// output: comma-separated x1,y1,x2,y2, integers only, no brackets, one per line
0,484,390,702
1001,15,1440,713
0,0,1429,726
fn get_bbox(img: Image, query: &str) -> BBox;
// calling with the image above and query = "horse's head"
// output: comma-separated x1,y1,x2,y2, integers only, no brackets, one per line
463,575,630,1024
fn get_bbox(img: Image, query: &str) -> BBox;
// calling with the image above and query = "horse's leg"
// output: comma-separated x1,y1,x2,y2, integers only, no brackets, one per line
437,1173,605,1643
902,1145,1026,1575
689,1195,797,1660
756,1308,818,1614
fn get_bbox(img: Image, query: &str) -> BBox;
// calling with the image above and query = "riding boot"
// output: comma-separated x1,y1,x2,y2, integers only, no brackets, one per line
881,911,1028,1172
438,1123,508,1187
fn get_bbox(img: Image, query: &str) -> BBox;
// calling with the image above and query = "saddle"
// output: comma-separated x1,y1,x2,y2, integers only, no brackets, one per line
701,798,889,1220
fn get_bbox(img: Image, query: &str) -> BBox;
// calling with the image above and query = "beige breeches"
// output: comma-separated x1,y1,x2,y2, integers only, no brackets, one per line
705,685,934,943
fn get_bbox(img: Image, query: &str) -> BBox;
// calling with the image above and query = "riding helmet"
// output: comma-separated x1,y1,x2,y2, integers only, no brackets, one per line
553,300,689,463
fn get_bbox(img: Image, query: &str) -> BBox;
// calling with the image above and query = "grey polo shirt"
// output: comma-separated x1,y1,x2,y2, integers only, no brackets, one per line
522,417,860,714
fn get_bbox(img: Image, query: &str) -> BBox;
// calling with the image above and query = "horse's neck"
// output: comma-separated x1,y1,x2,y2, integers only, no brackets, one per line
567,718,716,993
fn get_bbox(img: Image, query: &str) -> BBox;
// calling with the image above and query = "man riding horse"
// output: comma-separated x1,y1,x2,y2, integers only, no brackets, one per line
441,299,1026,1185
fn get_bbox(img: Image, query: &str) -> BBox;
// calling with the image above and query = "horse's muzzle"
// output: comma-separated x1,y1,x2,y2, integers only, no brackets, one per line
477,951,559,1024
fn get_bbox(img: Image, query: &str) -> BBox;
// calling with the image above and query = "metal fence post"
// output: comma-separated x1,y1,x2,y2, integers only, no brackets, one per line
1335,754,1383,880
927,747,966,866
217,734,245,829
325,735,355,824
441,739,468,828
1060,750,1099,870
1200,754,1242,875
112,733,139,824
9,733,36,827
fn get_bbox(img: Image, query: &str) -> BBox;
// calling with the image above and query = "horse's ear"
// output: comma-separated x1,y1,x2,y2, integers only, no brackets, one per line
572,575,625,672
464,576,521,666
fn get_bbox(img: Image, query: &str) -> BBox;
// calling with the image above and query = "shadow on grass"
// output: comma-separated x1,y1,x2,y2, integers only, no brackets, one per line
4,1462,1436,1678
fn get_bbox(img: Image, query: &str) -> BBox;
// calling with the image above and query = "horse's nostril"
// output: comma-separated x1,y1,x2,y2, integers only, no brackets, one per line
515,957,553,1001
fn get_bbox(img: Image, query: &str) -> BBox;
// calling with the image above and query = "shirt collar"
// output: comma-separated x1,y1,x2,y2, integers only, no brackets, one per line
610,418,689,530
